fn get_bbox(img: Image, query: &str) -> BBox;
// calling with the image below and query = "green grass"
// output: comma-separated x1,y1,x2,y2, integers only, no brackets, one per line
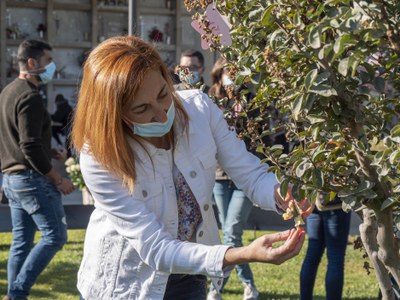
0,230,379,300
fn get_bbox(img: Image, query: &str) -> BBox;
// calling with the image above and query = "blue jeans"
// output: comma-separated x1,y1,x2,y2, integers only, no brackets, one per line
300,209,351,300
163,274,207,300
211,180,254,291
3,169,68,299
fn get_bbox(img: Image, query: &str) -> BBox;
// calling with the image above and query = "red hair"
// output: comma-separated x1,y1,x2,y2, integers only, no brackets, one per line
72,36,188,191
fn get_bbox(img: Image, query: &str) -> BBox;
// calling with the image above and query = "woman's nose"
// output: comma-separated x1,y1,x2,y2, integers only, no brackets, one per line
153,107,168,123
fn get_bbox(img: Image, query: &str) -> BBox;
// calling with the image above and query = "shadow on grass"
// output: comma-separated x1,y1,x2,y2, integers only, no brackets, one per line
0,245,10,251
0,258,80,299
35,260,80,296
0,282,8,297
223,290,378,300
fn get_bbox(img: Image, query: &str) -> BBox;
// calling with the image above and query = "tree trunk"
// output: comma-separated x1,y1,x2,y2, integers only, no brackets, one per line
359,208,395,300
374,208,400,287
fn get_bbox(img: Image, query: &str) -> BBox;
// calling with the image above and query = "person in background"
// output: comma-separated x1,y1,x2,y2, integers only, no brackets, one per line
51,94,73,157
207,57,261,300
299,196,351,300
175,49,210,94
72,36,311,300
0,39,74,300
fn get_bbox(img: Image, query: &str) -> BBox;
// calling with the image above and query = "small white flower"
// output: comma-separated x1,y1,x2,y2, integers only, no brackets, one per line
66,166,72,173
65,157,76,167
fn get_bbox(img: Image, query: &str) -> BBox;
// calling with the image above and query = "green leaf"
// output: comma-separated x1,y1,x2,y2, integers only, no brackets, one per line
309,84,338,97
303,93,316,112
332,100,342,115
389,150,400,164
390,124,400,137
280,178,290,198
338,57,350,76
311,149,330,162
296,161,313,177
312,169,324,188
304,69,318,91
261,4,278,26
373,77,385,93
309,25,321,49
380,197,398,210
307,115,326,124
333,34,351,57
292,94,304,119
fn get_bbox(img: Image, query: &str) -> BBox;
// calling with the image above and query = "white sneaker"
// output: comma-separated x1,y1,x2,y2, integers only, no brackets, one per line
243,283,259,300
207,289,222,300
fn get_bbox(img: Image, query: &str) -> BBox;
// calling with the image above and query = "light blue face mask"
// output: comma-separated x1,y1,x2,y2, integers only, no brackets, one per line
20,61,56,85
39,62,56,84
133,101,175,137
179,71,200,85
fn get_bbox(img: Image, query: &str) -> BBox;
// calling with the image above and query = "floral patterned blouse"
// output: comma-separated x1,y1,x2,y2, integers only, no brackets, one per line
175,171,203,241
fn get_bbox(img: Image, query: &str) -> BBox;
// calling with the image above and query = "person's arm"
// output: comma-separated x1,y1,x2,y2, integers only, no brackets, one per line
202,93,278,211
45,167,75,195
223,227,305,267
203,93,312,215
18,94,74,195
18,94,53,174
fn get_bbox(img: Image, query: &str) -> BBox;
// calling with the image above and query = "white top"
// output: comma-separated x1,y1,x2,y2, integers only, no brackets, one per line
77,89,278,300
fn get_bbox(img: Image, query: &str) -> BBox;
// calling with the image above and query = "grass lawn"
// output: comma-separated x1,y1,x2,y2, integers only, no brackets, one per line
0,229,379,300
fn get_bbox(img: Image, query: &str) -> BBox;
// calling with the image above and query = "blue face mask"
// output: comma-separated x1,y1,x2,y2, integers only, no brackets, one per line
179,71,200,85
20,61,56,85
133,101,175,137
39,62,56,84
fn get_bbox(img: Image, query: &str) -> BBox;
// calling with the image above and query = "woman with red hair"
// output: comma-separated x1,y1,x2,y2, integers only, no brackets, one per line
72,36,309,300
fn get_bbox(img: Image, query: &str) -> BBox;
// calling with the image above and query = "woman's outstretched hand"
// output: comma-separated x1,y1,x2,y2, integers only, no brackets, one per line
223,227,305,267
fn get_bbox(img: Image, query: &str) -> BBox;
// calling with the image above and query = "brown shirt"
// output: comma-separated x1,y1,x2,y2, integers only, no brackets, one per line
0,78,52,175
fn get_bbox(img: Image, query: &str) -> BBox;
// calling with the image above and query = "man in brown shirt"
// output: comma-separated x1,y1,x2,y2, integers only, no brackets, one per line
0,40,74,300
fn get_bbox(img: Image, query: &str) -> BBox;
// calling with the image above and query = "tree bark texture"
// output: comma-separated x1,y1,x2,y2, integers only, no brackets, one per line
360,208,395,300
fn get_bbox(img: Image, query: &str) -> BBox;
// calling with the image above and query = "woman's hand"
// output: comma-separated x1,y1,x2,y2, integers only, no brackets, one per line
223,227,305,267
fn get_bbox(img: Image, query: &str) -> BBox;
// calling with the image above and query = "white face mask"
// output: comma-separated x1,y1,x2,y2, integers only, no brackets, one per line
222,74,234,86
222,74,240,91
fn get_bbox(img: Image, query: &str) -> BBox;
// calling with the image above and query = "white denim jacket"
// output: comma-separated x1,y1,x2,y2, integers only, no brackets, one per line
77,90,278,300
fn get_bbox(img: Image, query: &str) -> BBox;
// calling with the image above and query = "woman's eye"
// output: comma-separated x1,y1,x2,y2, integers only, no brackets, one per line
134,104,148,114
159,93,168,100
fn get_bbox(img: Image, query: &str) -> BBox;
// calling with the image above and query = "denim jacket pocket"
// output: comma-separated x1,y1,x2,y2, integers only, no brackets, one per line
132,181,163,217
133,181,163,201
196,147,217,170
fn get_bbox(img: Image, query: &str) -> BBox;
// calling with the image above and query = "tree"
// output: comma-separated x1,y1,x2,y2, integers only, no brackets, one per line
186,0,400,298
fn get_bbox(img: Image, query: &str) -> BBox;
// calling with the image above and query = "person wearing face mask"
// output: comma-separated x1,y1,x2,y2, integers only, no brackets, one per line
207,57,260,300
0,40,74,300
72,36,312,300
174,49,210,94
